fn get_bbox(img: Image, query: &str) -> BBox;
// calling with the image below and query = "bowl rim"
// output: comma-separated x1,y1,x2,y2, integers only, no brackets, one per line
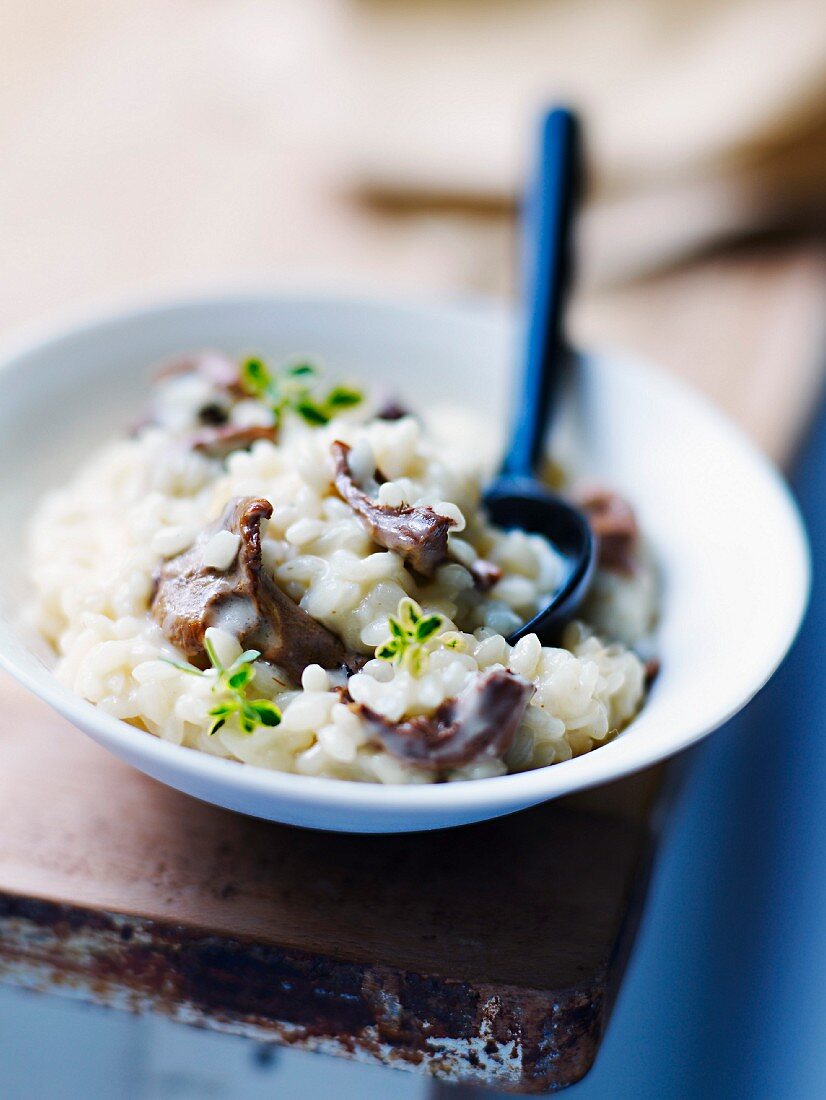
0,289,811,818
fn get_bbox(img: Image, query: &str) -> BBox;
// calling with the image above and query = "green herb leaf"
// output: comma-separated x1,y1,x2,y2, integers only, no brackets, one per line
233,649,262,667
197,642,281,736
164,638,277,736
240,357,272,396
160,657,204,675
399,598,421,630
239,708,258,734
373,598,450,676
407,647,426,677
203,634,224,673
388,618,405,639
226,665,254,690
238,355,361,428
249,699,282,726
326,386,362,409
415,615,442,642
294,399,330,426
376,640,400,661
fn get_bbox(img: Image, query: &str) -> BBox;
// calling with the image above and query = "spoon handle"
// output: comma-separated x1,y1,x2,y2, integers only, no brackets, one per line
499,107,581,482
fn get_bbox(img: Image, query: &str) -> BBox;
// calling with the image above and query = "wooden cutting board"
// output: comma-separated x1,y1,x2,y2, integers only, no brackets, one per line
0,246,822,1093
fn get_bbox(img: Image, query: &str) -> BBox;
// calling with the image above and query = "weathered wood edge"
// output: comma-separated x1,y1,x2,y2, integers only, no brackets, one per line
0,880,653,1093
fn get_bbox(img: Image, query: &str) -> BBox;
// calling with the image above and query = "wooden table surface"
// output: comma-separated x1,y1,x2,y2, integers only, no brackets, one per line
0,677,666,1091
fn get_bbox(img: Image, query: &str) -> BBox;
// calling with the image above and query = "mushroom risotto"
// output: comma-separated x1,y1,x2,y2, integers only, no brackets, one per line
27,352,658,784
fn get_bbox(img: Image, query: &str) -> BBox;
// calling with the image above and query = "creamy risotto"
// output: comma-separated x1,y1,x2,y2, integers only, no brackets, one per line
27,352,658,784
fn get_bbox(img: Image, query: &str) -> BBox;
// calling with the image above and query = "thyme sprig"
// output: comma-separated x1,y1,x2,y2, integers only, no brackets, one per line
240,357,362,427
375,597,454,676
162,634,281,735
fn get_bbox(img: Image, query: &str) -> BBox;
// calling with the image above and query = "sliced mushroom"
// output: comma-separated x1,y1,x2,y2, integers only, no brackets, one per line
354,669,534,771
141,351,248,435
151,496,352,683
331,440,454,577
469,559,503,592
375,398,411,421
153,350,245,396
190,424,277,460
574,486,639,575
644,657,661,687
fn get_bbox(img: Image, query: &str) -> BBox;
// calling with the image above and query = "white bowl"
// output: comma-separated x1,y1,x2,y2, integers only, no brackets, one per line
0,294,810,832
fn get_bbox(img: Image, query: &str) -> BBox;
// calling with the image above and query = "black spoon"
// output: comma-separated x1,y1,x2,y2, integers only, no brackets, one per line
483,107,596,644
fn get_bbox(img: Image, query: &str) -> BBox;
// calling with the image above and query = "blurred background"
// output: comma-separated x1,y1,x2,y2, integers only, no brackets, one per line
1,0,824,454
0,1,824,1096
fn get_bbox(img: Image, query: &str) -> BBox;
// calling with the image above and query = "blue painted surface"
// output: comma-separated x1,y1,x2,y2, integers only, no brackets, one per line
571,401,825,1099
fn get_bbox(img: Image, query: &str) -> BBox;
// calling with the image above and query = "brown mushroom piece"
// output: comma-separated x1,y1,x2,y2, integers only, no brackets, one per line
331,440,455,577
469,558,503,592
354,669,534,771
375,397,411,421
644,657,661,687
151,496,353,684
153,350,245,396
574,486,639,575
190,424,277,460
136,351,249,435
